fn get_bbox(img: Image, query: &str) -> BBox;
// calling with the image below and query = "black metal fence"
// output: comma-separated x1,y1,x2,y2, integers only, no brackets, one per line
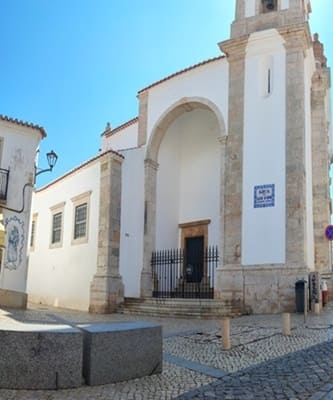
151,246,218,299
0,168,9,201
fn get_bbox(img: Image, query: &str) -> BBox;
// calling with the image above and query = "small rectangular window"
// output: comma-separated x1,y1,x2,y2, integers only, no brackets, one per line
30,220,35,248
52,212,62,244
74,203,87,239
49,202,65,248
30,213,38,251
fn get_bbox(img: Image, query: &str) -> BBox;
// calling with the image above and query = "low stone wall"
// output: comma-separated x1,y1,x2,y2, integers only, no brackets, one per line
0,289,27,309
0,324,83,389
80,322,163,386
0,321,162,389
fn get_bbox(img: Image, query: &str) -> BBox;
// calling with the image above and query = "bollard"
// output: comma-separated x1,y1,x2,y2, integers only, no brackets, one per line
282,313,291,336
221,318,231,350
314,302,320,315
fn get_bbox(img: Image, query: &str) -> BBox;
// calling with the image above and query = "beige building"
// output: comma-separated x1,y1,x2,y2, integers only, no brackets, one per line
28,0,332,315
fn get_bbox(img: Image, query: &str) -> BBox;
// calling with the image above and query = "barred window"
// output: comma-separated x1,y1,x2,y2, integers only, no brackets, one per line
52,212,62,244
74,203,87,239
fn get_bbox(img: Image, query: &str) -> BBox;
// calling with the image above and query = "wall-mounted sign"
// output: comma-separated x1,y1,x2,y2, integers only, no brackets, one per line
254,184,275,208
325,225,333,241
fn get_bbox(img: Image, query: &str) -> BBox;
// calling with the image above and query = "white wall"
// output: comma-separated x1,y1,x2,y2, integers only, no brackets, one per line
118,147,145,297
102,121,138,152
280,0,290,10
0,122,42,293
245,0,256,17
156,108,220,249
242,29,286,265
27,160,100,311
146,59,228,145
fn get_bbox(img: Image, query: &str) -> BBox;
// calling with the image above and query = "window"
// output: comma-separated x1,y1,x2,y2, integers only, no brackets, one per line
260,55,273,97
71,191,91,245
49,202,65,248
52,212,62,244
74,203,87,239
30,213,38,251
262,0,277,13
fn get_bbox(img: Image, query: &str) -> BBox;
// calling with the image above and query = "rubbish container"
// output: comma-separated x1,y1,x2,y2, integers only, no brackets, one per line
321,280,328,307
295,280,307,313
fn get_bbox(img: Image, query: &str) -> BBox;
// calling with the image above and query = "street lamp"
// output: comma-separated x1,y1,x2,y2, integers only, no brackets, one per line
35,150,58,180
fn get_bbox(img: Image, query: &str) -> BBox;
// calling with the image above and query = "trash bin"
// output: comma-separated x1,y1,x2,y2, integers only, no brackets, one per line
295,280,307,313
321,280,328,307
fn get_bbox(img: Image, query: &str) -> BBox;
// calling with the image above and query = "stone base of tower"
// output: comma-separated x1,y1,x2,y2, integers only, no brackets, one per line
215,264,310,314
89,274,124,314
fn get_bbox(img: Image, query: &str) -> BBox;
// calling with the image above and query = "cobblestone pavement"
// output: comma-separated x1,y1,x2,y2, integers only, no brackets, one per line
0,303,333,399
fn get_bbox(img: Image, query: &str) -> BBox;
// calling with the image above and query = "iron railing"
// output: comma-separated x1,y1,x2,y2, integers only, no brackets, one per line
0,168,9,201
151,246,218,299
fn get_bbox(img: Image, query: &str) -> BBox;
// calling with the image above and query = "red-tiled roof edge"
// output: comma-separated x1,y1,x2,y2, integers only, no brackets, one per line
138,55,225,94
102,116,138,138
0,114,47,138
36,149,124,192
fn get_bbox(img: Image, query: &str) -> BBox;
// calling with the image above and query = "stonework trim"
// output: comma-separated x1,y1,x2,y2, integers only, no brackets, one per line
145,97,226,162
141,97,227,298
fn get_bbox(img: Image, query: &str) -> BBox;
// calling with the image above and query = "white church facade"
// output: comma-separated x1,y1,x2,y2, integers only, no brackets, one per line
27,0,332,314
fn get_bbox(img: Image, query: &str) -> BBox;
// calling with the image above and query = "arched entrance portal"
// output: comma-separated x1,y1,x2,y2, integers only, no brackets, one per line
141,98,227,298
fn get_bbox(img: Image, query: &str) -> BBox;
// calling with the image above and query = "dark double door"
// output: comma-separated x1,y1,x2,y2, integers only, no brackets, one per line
184,236,204,283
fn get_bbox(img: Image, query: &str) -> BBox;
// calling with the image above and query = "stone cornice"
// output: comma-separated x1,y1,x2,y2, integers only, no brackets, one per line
218,36,249,62
144,158,159,171
278,22,312,53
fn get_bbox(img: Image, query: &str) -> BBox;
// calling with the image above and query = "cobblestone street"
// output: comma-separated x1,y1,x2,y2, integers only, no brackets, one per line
1,303,333,399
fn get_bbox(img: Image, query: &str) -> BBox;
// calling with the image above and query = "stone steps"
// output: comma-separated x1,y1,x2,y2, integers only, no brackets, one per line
117,298,242,319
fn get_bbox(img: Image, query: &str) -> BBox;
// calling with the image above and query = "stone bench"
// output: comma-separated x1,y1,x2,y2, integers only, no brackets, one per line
0,323,83,390
79,321,163,386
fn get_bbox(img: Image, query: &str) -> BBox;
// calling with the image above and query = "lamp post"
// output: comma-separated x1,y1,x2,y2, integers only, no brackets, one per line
34,150,58,182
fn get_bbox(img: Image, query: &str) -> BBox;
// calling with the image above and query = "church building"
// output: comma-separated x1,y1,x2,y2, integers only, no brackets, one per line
27,0,332,314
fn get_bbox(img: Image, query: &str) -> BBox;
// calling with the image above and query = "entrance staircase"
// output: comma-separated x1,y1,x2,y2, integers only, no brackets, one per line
117,297,242,319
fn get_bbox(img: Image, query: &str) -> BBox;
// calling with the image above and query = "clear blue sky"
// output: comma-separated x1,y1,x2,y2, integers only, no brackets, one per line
0,1,331,187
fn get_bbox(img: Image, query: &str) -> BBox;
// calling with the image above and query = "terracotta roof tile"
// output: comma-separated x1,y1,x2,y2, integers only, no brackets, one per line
138,55,225,94
36,149,124,192
0,114,47,138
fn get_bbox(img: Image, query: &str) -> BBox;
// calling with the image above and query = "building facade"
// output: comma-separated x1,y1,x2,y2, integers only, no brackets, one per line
28,0,332,314
0,115,46,308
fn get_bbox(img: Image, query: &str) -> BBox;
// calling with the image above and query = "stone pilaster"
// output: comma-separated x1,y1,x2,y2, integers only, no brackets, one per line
218,37,247,268
138,91,149,147
140,158,159,297
311,35,331,275
217,135,227,274
214,37,247,306
280,26,311,269
89,152,124,313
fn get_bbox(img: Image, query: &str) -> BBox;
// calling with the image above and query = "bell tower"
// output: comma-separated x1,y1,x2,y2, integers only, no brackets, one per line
215,0,330,313
232,0,312,38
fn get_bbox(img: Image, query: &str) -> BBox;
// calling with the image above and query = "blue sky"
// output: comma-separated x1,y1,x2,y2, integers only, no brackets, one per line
0,1,331,186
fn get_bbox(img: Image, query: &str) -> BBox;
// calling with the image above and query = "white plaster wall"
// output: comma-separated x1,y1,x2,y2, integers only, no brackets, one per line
0,122,42,293
242,29,286,265
118,147,145,297
146,59,228,144
102,122,138,152
156,109,220,249
304,49,315,268
280,0,290,10
245,0,256,17
27,161,100,311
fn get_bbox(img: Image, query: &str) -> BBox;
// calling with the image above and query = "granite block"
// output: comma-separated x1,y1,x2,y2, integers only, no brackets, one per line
79,321,162,385
0,324,83,389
